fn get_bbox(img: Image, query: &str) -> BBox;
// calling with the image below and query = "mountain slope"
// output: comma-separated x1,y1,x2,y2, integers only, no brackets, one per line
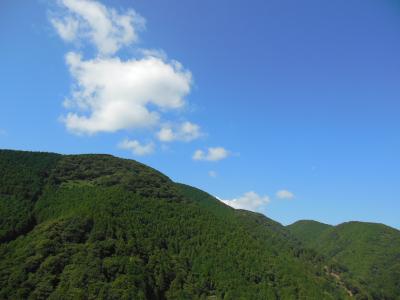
0,150,369,299
287,220,332,245
0,150,61,243
288,220,400,300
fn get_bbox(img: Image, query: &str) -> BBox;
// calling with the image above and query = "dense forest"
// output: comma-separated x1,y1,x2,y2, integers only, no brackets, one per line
288,220,400,299
0,150,398,299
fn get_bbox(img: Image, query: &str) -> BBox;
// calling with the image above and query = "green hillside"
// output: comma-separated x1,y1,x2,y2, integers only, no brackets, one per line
288,220,400,300
0,150,380,299
287,220,332,245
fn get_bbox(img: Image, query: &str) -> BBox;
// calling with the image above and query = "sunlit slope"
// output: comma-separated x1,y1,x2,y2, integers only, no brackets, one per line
0,150,367,299
288,220,400,299
287,220,333,245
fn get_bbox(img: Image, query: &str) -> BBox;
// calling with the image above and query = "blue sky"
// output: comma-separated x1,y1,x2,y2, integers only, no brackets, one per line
1,0,399,228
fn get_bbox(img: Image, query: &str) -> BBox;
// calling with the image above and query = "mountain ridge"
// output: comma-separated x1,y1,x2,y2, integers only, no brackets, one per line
288,220,400,299
0,149,398,299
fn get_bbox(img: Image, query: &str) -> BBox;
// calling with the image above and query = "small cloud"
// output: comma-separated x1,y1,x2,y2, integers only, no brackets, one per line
276,189,295,200
138,48,167,60
157,127,174,142
208,170,217,178
220,191,270,212
51,16,79,42
0,129,6,136
193,147,230,162
118,138,154,156
157,121,202,142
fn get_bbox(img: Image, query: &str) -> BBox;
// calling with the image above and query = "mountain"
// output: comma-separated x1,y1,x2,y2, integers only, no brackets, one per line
0,149,387,299
287,220,333,246
288,220,400,299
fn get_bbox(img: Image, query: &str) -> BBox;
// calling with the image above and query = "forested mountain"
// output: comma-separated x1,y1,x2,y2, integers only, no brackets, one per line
287,220,332,245
288,220,400,300
0,150,396,299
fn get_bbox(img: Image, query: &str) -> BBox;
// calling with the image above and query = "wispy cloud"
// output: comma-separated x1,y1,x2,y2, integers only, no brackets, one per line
51,0,145,56
221,191,270,212
219,189,296,213
157,121,202,143
276,190,295,200
193,147,230,162
118,138,154,156
208,170,217,178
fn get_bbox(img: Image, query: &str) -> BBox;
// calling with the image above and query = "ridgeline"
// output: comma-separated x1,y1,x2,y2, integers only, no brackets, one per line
0,150,398,299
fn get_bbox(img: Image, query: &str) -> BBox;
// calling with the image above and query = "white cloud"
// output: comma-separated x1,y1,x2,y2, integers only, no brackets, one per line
208,170,217,178
118,138,154,156
193,147,229,162
51,0,207,157
51,0,145,56
51,16,79,41
276,189,295,200
62,52,192,135
157,122,202,142
139,48,167,60
0,129,6,136
157,127,174,142
220,191,270,212
51,0,194,139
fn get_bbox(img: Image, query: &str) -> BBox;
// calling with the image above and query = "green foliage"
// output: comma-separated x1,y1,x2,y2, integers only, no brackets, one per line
0,150,384,299
0,150,60,242
49,154,181,201
288,220,400,300
287,220,333,245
